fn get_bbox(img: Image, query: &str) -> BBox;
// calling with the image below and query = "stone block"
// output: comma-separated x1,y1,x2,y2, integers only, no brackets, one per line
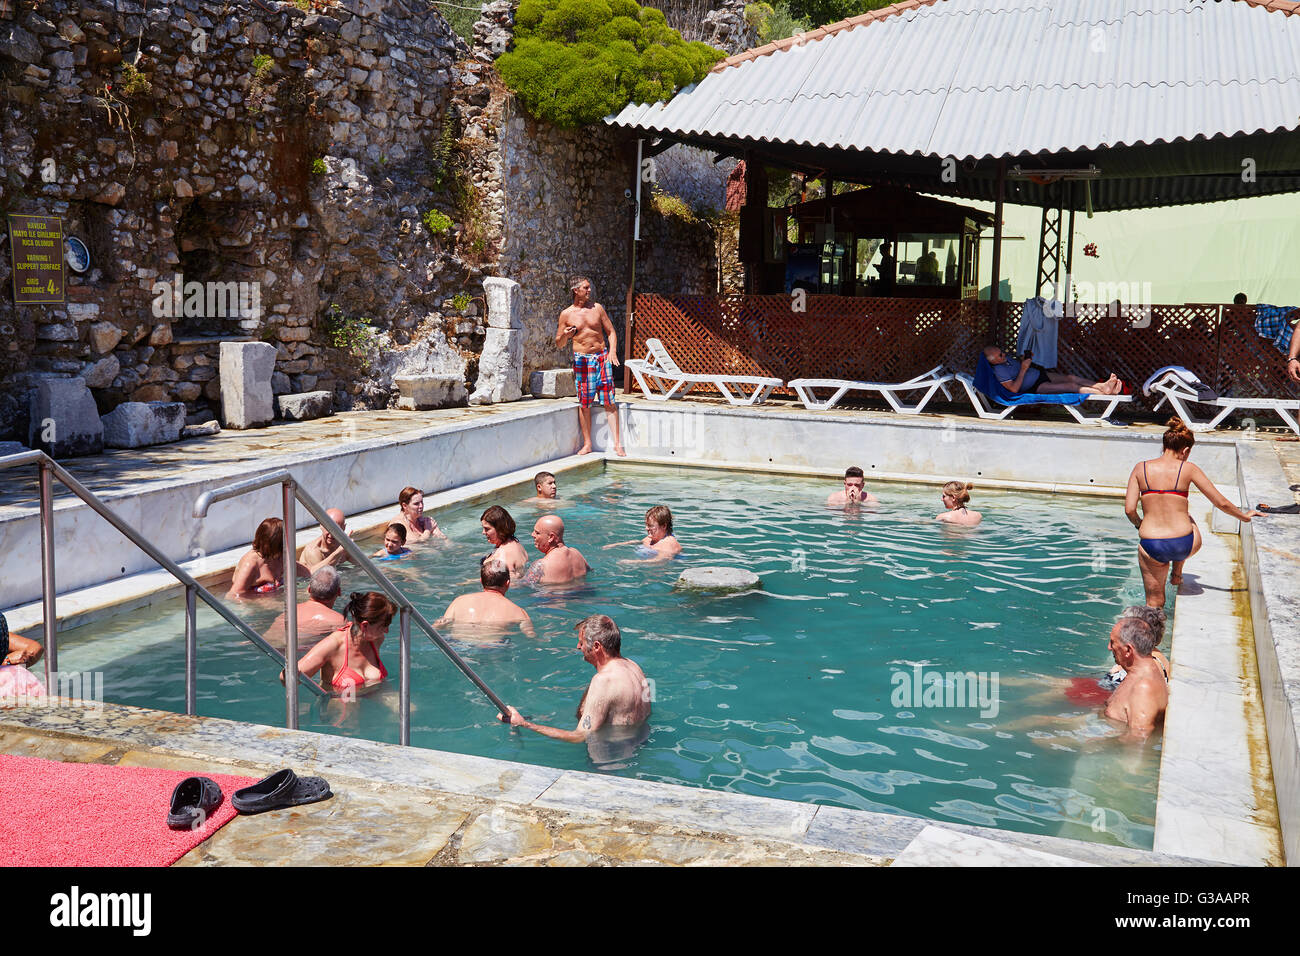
482,275,522,330
82,355,120,389
101,401,186,448
275,391,334,421
182,421,221,439
468,328,523,405
394,375,467,410
219,341,277,429
0,441,28,458
88,321,123,354
529,368,576,399
28,377,103,457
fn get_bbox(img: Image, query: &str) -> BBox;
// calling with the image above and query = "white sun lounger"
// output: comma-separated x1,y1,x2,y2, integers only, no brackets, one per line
1148,371,1300,435
788,365,955,413
956,372,1133,425
626,338,783,406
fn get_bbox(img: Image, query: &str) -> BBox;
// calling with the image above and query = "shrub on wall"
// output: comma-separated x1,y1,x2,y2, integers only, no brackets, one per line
496,0,723,128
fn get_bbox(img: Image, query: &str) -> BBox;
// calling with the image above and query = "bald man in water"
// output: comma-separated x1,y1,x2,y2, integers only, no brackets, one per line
299,508,350,570
523,514,590,585
437,559,536,638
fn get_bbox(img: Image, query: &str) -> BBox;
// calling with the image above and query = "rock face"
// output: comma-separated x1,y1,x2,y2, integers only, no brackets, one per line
529,368,576,398
275,391,335,421
394,375,468,410
674,567,762,592
220,342,277,429
28,377,103,458
100,402,187,449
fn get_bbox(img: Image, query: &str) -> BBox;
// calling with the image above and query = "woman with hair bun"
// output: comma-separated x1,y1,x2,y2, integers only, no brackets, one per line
1124,417,1263,607
290,591,396,693
935,480,981,526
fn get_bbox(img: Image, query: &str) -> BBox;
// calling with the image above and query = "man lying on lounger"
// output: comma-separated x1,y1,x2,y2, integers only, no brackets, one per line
982,346,1123,395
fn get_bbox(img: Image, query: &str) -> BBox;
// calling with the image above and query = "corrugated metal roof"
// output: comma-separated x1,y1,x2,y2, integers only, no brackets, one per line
609,0,1300,162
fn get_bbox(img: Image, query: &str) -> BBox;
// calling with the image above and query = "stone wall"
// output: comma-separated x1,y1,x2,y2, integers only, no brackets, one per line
0,0,479,439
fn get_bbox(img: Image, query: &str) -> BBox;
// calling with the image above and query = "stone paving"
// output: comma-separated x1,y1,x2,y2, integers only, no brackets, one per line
1273,440,1300,504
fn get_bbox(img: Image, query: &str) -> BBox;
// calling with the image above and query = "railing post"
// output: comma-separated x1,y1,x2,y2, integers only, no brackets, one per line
37,457,57,685
184,584,198,716
399,606,411,746
282,478,299,730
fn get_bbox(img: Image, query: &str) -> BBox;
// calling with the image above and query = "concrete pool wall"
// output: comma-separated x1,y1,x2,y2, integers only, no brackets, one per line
3,398,1293,864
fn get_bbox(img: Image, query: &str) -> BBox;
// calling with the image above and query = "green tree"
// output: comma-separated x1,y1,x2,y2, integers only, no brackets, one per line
788,0,893,29
497,0,723,128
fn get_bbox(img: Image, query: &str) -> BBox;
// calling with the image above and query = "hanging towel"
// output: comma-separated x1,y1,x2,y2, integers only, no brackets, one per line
1142,365,1218,402
1254,305,1299,354
973,356,1087,406
1016,297,1060,368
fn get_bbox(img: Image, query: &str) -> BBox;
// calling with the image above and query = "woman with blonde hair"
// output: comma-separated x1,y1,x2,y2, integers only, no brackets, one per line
1124,417,1262,607
935,480,981,526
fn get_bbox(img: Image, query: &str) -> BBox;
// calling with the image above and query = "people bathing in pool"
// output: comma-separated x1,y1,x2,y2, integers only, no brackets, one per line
1063,605,1170,706
480,505,528,577
524,471,559,506
436,559,536,638
523,514,590,585
289,591,395,694
935,480,981,526
264,566,346,651
299,508,350,570
373,523,413,560
396,486,447,543
982,345,1123,395
1124,417,1262,607
1102,615,1168,741
604,504,682,562
826,466,878,507
227,517,312,599
499,614,650,743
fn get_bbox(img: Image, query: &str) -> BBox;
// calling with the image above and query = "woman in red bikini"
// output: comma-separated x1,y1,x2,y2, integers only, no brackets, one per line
227,517,312,600
1124,417,1262,608
293,591,396,694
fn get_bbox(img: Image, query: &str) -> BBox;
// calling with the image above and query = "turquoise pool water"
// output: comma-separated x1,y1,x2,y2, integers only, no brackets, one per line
60,463,1161,849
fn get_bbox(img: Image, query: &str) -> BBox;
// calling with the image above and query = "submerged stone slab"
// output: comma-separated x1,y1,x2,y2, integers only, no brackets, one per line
28,377,103,457
530,368,576,399
275,390,334,421
219,341,276,429
394,374,466,410
101,401,186,448
675,566,760,592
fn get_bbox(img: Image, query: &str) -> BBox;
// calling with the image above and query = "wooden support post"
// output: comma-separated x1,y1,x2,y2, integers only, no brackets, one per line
989,157,1007,343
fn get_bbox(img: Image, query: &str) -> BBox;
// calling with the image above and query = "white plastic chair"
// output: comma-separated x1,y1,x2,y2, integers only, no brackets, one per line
956,372,1133,425
626,338,783,406
1148,371,1300,435
788,365,955,413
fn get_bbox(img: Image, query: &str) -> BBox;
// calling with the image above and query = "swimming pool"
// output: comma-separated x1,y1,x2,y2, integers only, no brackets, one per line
58,463,1160,849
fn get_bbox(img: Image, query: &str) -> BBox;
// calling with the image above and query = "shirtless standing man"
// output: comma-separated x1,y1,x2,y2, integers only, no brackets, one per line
556,276,626,456
1103,617,1168,741
523,514,591,585
500,614,651,743
436,559,535,638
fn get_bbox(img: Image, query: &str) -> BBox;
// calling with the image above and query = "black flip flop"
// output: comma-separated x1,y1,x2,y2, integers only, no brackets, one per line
167,776,224,829
232,769,333,815
1257,502,1300,515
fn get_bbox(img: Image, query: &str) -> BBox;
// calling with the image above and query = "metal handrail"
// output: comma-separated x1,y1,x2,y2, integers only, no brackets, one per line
194,470,511,745
0,450,328,712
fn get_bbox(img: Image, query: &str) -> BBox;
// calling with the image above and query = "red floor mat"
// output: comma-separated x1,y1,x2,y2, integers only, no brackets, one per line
0,753,260,866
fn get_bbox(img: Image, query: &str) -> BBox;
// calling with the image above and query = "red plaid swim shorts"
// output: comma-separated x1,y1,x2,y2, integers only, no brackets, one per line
573,351,615,408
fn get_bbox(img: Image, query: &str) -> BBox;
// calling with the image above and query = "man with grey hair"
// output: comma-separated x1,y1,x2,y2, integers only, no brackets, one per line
1103,616,1167,740
1103,606,1169,687
264,566,345,650
555,276,626,457
500,614,650,744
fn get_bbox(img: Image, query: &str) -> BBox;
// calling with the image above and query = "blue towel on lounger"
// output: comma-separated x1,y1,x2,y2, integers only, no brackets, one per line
973,356,1089,406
